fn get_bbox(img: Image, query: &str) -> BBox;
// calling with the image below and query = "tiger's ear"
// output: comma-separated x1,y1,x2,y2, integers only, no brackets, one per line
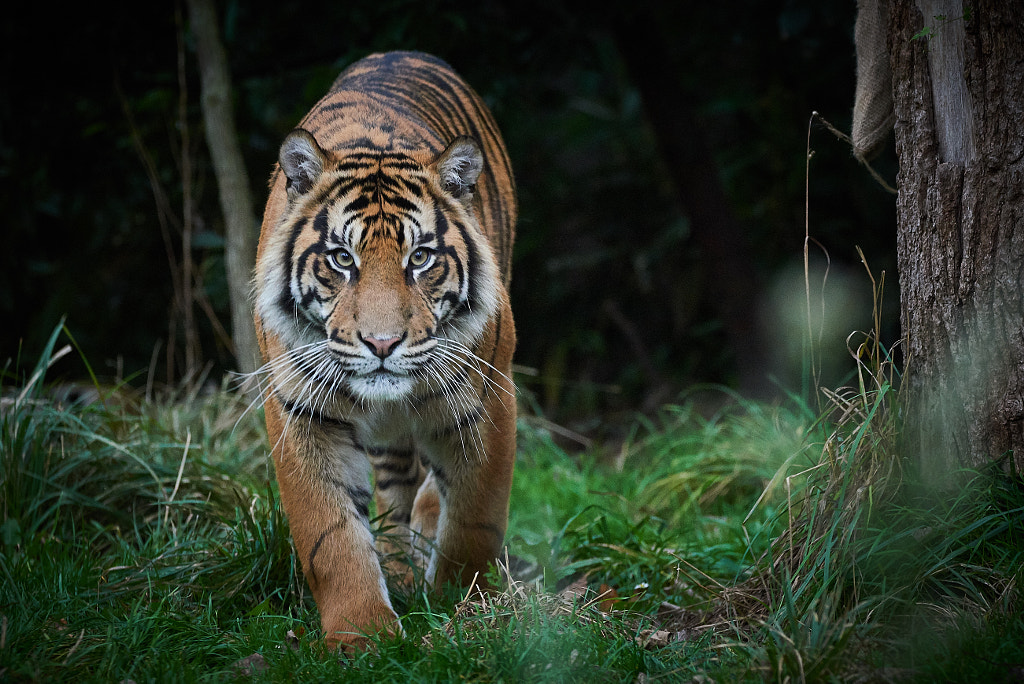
279,129,326,198
434,136,483,203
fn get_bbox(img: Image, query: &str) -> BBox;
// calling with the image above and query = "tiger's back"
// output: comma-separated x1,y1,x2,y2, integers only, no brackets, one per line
253,51,517,651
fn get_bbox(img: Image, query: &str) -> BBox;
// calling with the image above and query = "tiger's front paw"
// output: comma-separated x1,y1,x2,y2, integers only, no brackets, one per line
321,602,402,652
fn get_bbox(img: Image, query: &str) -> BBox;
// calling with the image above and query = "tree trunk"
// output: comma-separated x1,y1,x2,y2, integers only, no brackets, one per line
186,0,260,377
890,0,1024,482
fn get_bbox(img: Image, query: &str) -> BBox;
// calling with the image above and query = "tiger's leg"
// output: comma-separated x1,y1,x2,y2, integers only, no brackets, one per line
264,396,399,651
368,447,427,586
423,386,516,591
410,469,441,539
410,469,441,566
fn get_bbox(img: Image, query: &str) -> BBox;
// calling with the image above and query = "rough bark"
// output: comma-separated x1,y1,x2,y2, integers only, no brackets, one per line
186,0,260,377
890,0,1024,481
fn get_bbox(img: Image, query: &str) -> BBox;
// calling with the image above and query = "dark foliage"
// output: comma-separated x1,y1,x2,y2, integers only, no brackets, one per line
0,0,897,427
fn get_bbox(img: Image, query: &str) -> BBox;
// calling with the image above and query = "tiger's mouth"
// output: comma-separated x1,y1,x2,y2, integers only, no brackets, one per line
348,367,417,402
366,367,402,380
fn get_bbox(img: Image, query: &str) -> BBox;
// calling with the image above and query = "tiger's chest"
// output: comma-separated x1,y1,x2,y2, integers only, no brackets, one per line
329,386,484,461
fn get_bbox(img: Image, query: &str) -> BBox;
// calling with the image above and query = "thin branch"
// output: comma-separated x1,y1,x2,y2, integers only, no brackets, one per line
176,3,200,378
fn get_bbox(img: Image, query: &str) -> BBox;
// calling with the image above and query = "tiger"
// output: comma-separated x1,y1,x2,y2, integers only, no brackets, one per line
252,51,517,651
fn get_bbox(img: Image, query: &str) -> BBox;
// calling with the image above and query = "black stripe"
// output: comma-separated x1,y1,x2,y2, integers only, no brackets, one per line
416,367,470,403
386,194,418,213
278,218,307,317
368,455,416,472
312,205,331,235
363,448,409,460
390,510,411,525
326,333,361,358
346,486,372,519
277,391,355,431
452,219,478,317
344,195,370,213
376,474,423,491
434,404,485,440
431,466,450,497
485,308,506,397
360,444,415,460
308,520,345,585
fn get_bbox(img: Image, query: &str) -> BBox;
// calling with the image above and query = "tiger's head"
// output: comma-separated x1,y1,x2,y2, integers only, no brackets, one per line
255,129,502,403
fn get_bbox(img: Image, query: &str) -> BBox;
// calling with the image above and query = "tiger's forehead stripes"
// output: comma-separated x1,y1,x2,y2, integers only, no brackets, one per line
316,151,434,252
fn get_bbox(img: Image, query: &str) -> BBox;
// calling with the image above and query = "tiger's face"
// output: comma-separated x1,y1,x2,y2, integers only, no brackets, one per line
256,130,501,403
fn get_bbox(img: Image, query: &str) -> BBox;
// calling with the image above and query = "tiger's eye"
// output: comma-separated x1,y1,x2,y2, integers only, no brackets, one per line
329,249,355,269
409,247,432,267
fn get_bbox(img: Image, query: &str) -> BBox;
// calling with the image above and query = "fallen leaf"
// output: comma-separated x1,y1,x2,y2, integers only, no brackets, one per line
636,629,674,649
233,653,269,676
558,576,588,600
597,583,619,612
284,629,300,651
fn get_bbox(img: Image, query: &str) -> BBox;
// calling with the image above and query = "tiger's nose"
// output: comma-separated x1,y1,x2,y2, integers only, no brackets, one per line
359,333,403,359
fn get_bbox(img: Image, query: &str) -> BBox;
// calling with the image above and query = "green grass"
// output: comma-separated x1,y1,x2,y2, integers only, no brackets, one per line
2,324,1022,682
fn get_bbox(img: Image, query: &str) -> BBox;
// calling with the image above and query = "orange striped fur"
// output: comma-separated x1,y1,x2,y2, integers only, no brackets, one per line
253,52,517,650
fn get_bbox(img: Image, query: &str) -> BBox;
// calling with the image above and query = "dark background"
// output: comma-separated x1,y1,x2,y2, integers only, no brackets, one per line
0,1,898,433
